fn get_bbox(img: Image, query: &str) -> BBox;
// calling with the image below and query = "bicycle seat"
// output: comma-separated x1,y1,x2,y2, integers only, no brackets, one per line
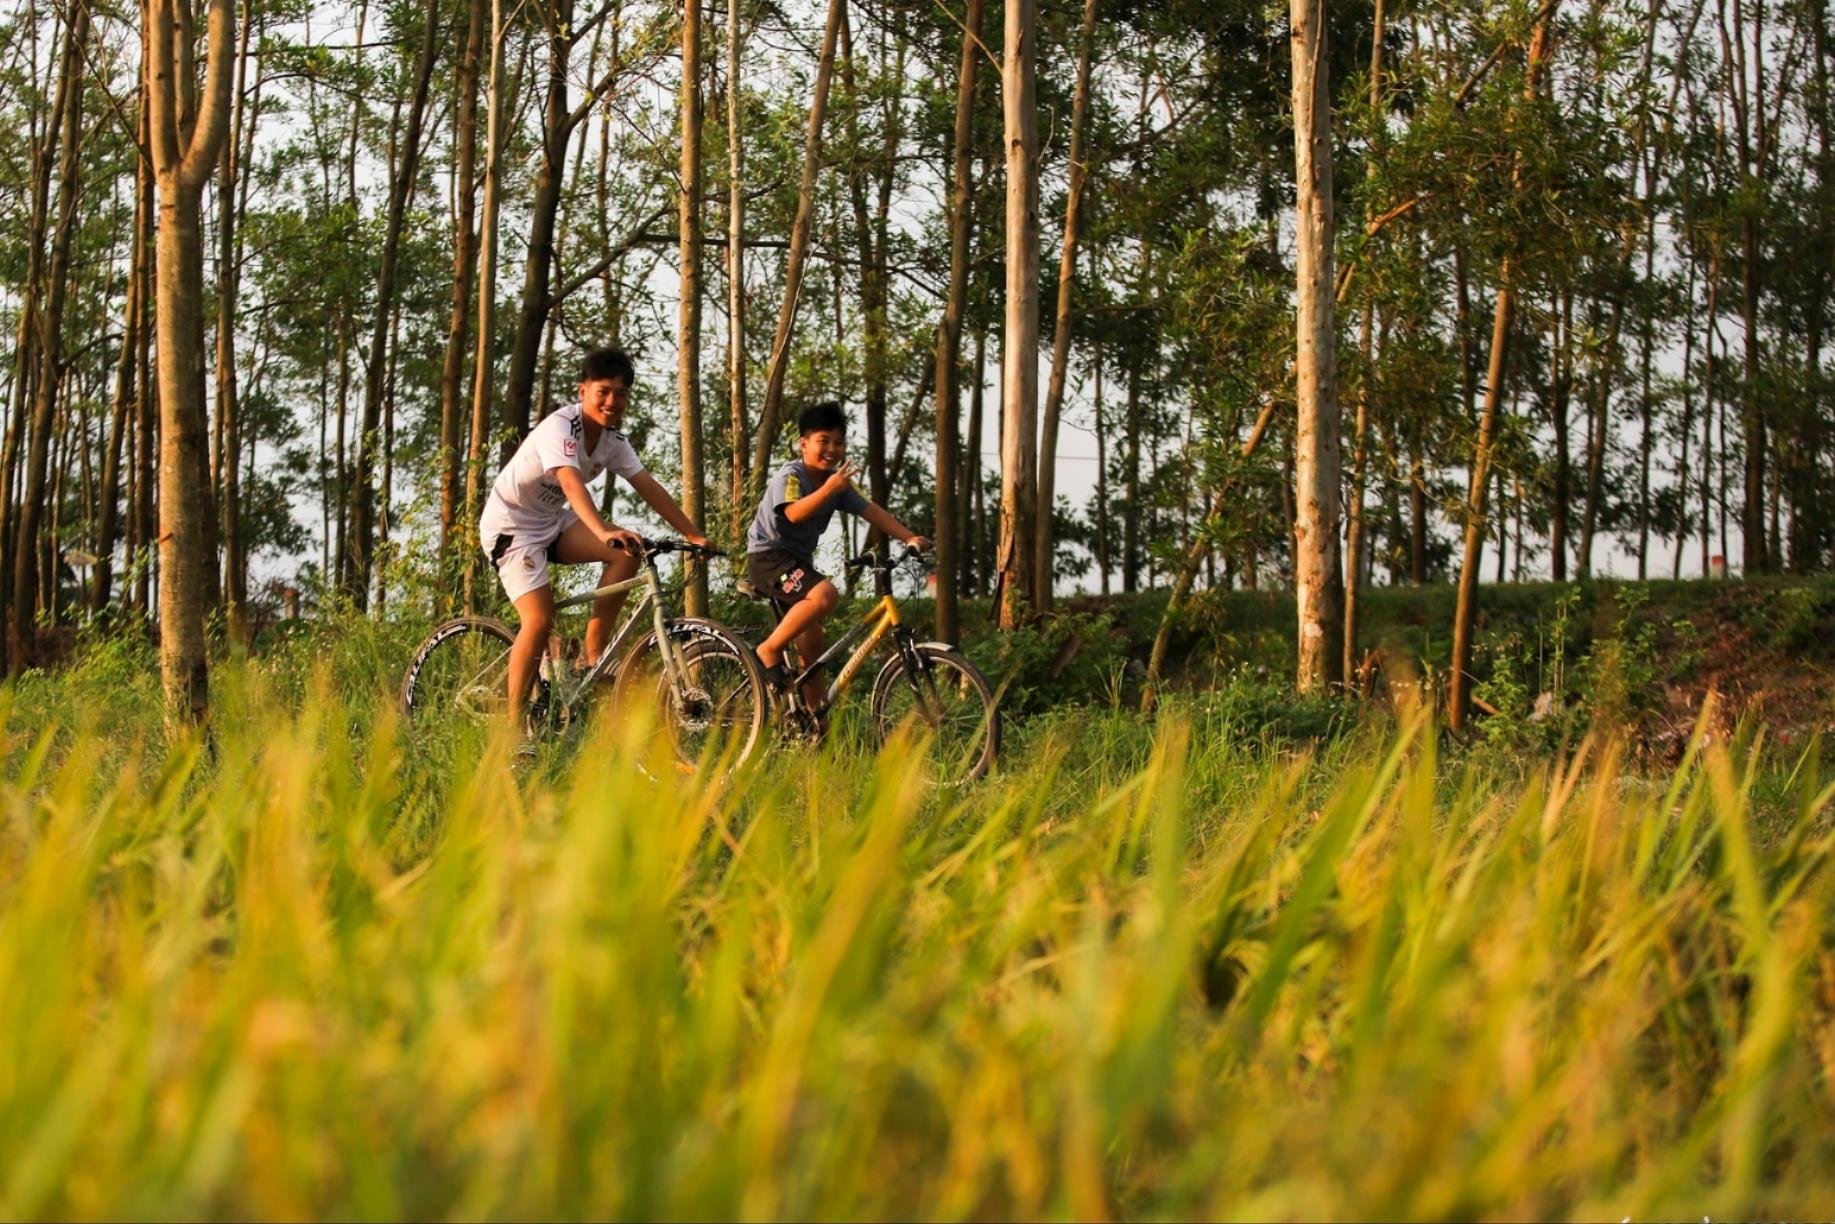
735,578,770,601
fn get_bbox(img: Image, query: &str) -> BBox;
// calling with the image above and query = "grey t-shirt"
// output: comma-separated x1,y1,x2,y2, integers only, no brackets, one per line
746,460,870,563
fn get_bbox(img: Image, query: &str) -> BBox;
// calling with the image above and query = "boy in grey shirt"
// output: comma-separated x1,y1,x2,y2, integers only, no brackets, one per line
747,401,929,708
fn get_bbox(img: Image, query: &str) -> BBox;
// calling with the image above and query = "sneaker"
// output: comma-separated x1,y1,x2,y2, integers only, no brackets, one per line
756,652,792,691
512,735,539,764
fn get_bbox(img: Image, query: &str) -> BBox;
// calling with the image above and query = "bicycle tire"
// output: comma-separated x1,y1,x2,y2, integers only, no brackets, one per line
608,618,769,773
400,616,516,724
869,644,1000,783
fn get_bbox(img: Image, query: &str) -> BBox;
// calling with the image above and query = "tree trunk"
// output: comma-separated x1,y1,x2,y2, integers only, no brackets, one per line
439,0,486,567
1094,362,1109,595
679,0,707,612
747,0,845,499
837,8,895,581
726,0,747,532
95,138,150,612
1123,356,1141,592
1343,0,1384,685
462,0,509,608
1143,402,1276,707
964,323,987,597
148,0,235,723
133,218,157,614
932,0,982,642
1449,5,1554,734
351,0,441,608
995,0,1040,630
1,0,68,641
502,0,573,444
1549,289,1572,579
1034,0,1098,608
1673,255,1697,580
9,1,85,673
1290,0,1342,691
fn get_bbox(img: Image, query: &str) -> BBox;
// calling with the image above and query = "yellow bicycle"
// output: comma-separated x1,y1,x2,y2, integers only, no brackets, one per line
738,546,999,783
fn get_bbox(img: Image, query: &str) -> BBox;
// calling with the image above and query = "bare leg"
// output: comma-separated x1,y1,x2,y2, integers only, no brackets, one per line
756,579,839,711
551,517,639,665
793,621,827,711
508,584,556,725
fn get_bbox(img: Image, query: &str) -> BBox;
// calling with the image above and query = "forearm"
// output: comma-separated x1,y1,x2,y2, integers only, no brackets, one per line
784,483,849,524
558,470,616,539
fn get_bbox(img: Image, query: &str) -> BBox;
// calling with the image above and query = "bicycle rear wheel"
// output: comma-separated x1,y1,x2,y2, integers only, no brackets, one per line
400,616,516,724
870,644,999,783
609,619,768,773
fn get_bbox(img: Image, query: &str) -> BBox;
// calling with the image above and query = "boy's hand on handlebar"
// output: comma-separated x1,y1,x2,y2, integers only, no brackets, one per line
904,535,931,553
684,531,711,551
603,528,645,554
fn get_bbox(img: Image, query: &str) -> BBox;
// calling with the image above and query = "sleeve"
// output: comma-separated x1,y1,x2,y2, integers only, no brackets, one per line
604,432,646,480
534,412,583,475
836,480,870,517
771,466,802,515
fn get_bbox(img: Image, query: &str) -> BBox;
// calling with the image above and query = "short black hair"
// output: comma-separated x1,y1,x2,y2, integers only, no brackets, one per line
797,400,847,435
580,347,636,387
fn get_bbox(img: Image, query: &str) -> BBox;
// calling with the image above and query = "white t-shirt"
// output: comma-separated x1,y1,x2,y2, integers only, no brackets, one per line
478,403,646,547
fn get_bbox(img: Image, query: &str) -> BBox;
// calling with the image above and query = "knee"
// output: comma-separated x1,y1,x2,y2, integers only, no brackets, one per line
518,609,554,642
812,583,841,615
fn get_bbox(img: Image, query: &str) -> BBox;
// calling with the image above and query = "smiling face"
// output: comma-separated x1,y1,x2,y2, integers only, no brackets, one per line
579,375,631,429
798,427,847,473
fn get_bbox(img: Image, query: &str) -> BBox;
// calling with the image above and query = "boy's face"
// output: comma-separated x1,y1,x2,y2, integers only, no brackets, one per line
580,376,630,428
799,427,846,472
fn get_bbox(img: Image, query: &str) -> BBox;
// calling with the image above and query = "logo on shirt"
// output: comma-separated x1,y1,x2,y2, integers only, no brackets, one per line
563,436,578,458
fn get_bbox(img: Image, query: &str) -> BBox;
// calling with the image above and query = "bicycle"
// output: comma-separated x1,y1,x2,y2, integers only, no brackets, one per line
400,538,768,771
737,545,999,783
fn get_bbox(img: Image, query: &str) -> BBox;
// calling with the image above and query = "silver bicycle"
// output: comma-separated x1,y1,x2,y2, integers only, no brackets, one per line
401,538,767,771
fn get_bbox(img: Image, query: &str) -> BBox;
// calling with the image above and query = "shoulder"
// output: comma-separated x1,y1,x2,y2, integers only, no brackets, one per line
533,404,580,438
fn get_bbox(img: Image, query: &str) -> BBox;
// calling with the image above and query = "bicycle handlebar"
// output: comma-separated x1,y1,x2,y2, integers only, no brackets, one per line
609,536,727,560
845,544,928,574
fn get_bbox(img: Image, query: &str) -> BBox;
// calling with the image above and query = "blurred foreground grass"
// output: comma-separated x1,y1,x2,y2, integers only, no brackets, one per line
2,655,1833,1220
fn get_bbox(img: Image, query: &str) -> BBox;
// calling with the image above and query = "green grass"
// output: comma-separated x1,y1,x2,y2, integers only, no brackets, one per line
2,632,1834,1219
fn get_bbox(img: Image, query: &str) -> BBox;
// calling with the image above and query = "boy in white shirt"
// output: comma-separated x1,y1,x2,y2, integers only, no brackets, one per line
478,347,709,723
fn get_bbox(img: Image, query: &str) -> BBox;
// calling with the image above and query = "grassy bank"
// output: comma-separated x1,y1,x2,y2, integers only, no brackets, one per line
2,645,1833,1217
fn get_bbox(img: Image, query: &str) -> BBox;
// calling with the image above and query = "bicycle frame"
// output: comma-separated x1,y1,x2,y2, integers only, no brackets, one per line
542,557,684,717
784,593,905,712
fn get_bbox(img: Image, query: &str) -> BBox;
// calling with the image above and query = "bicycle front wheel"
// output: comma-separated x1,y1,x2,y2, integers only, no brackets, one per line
400,616,516,725
870,644,999,783
610,618,768,773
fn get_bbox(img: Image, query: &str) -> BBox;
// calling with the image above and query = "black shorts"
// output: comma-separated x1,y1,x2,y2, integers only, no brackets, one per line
748,550,825,608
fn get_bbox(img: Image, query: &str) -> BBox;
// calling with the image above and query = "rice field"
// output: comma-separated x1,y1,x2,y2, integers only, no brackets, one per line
1,655,1833,1219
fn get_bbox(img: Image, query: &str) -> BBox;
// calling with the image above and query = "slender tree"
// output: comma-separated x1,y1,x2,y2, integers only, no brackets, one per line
1291,0,1343,690
147,0,235,721
8,1,86,672
996,0,1040,629
680,0,707,611
932,0,983,643
1449,2,1556,732
1034,0,1098,608
748,0,845,498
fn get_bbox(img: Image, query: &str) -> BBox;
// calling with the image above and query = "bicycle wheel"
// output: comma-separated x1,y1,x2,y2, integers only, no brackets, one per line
609,618,768,772
400,616,516,724
870,644,999,783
